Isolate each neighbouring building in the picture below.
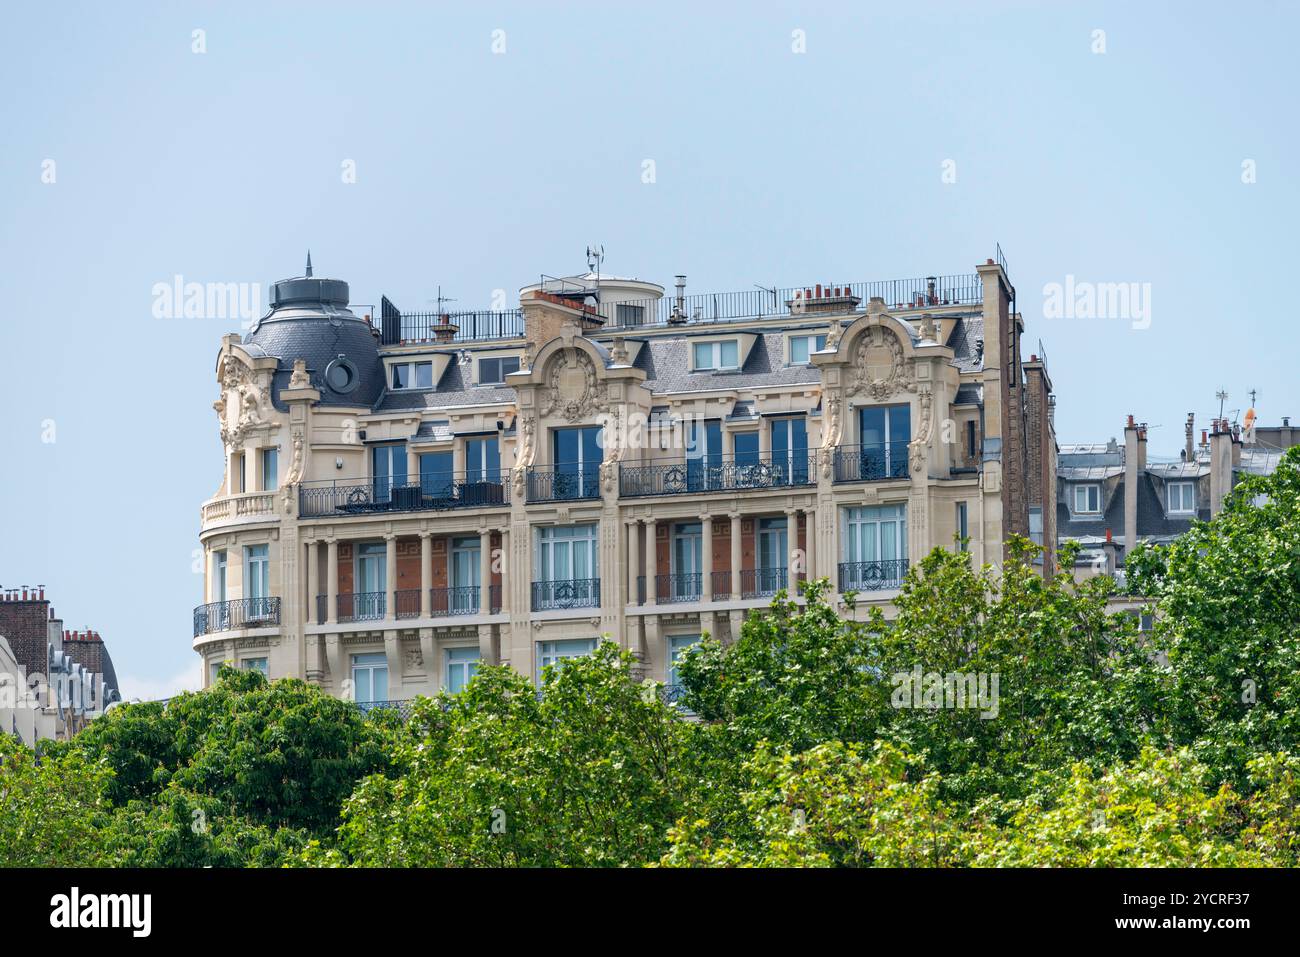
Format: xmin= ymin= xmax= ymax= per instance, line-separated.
xmin=0 ymin=586 xmax=120 ymax=745
xmin=195 ymin=251 xmax=1055 ymax=705
xmin=1059 ymin=410 xmax=1298 ymax=579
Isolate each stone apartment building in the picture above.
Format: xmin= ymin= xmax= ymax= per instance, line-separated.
xmin=195 ymin=252 xmax=1056 ymax=706
xmin=0 ymin=586 xmax=120 ymax=745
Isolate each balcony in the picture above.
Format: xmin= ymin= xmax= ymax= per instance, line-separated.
xmin=837 ymin=559 xmax=909 ymax=592
xmin=832 ymin=442 xmax=910 ymax=483
xmin=741 ymin=567 xmax=790 ymax=599
xmin=355 ymin=699 xmax=416 ymax=720
xmin=315 ymin=586 xmax=502 ymax=623
xmin=193 ymin=597 xmax=281 ymax=637
xmin=327 ymin=591 xmax=385 ymax=623
xmin=620 ymin=454 xmax=816 ymax=498
xmin=639 ymin=573 xmax=703 ymax=604
xmin=531 ymin=578 xmax=600 ymax=612
xmin=525 ymin=466 xmax=601 ymax=503
xmin=299 ymin=474 xmax=509 ymax=519
xmin=429 ymin=585 xmax=502 ymax=617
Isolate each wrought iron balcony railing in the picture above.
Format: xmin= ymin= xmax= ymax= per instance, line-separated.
xmin=525 ymin=466 xmax=601 ymax=503
xmin=832 ymin=442 xmax=911 ymax=483
xmin=740 ymin=566 xmax=789 ymax=599
xmin=395 ymin=589 xmax=422 ymax=619
xmin=710 ymin=570 xmax=733 ymax=599
xmin=378 ymin=306 xmax=524 ymax=345
xmin=193 ymin=597 xmax=281 ymax=637
xmin=337 ymin=591 xmax=386 ymax=622
xmin=837 ymin=559 xmax=909 ymax=592
xmin=531 ymin=578 xmax=600 ymax=611
xmin=642 ymin=573 xmax=703 ymax=603
xmin=355 ymin=699 xmax=416 ymax=720
xmin=430 ymin=584 xmax=502 ymax=616
xmin=620 ymin=453 xmax=816 ymax=497
xmin=299 ymin=474 xmax=509 ymax=518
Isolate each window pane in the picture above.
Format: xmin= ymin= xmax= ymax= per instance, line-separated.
xmin=720 ymin=340 xmax=738 ymax=367
xmin=414 ymin=362 xmax=433 ymax=389
xmin=860 ymin=407 xmax=886 ymax=447
xmin=392 ymin=364 xmax=408 ymax=389
xmin=693 ymin=342 xmax=711 ymax=368
xmin=888 ymin=405 xmax=911 ymax=445
xmin=734 ymin=432 xmax=759 ymax=465
xmin=790 ymin=336 xmax=810 ymax=364
xmin=419 ymin=452 xmax=454 ymax=495
xmin=501 ymin=357 xmax=520 ymax=378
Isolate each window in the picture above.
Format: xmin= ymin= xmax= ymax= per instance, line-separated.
xmin=244 ymin=544 xmax=269 ymax=601
xmin=209 ymin=661 xmax=223 ymax=686
xmin=1073 ymin=484 xmax=1101 ymax=514
xmin=537 ymin=638 xmax=598 ymax=673
xmin=1029 ymin=506 xmax=1043 ymax=546
xmin=241 ymin=657 xmax=268 ymax=676
xmin=956 ymin=502 xmax=969 ymax=551
xmin=789 ymin=334 xmax=827 ymax=365
xmin=966 ymin=420 xmax=977 ymax=462
xmin=615 ymin=303 xmax=645 ymax=327
xmin=757 ymin=516 xmax=788 ymax=573
xmin=692 ymin=340 xmax=739 ymax=371
xmin=418 ymin=450 xmax=454 ymax=498
xmin=372 ymin=444 xmax=408 ymax=503
xmin=391 ymin=361 xmax=433 ymax=390
xmin=552 ymin=426 xmax=601 ymax=498
xmin=733 ymin=431 xmax=760 ymax=466
xmin=259 ymin=448 xmax=278 ymax=491
xmin=479 ymin=355 xmax=520 ymax=385
xmin=771 ymin=416 xmax=809 ymax=482
xmin=686 ymin=419 xmax=723 ymax=489
xmin=1168 ymin=481 xmax=1195 ymax=514
xmin=842 ymin=504 xmax=908 ymax=589
xmin=855 ymin=404 xmax=911 ymax=478
xmin=213 ymin=550 xmax=227 ymax=602
xmin=667 ymin=635 xmax=701 ymax=690
xmin=351 ymin=652 xmax=388 ymax=704
xmin=465 ymin=436 xmax=501 ymax=483
xmin=445 ymin=646 xmax=480 ymax=693
xmin=671 ymin=523 xmax=703 ymax=599
xmin=536 ymin=524 xmax=598 ymax=583
xmin=355 ymin=543 xmax=386 ymax=619
xmin=449 ymin=536 xmax=481 ymax=613
xmin=237 ymin=452 xmax=246 ymax=493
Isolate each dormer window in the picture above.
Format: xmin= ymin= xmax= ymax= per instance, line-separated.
xmin=692 ymin=340 xmax=739 ymax=371
xmin=479 ymin=355 xmax=520 ymax=385
xmin=1073 ymin=483 xmax=1101 ymax=514
xmin=1167 ymin=480 xmax=1196 ymax=514
xmin=789 ymin=333 xmax=827 ymax=365
xmin=391 ymin=361 xmax=433 ymax=390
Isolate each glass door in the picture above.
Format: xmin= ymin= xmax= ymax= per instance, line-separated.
xmin=858 ymin=405 xmax=910 ymax=478
xmin=671 ymin=522 xmax=702 ymax=600
xmin=351 ymin=652 xmax=388 ymax=705
xmin=771 ymin=416 xmax=808 ymax=484
xmin=552 ymin=427 xmax=601 ymax=498
xmin=686 ymin=419 xmax=722 ymax=490
xmin=450 ymin=536 xmax=481 ymax=613
xmin=372 ymin=444 xmax=408 ymax=503
xmin=356 ymin=542 xmax=386 ymax=618
xmin=757 ymin=517 xmax=788 ymax=594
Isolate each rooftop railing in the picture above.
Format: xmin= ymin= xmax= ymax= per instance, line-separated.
xmin=378 ymin=301 xmax=524 ymax=345
xmin=299 ymin=474 xmax=509 ymax=517
xmin=599 ymin=274 xmax=981 ymax=331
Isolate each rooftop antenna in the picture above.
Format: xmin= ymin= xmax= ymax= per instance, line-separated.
xmin=1249 ymin=388 xmax=1258 ymax=406
xmin=754 ymin=283 xmax=778 ymax=313
xmin=586 ymin=244 xmax=604 ymax=282
xmin=427 ymin=285 xmax=457 ymax=315
xmin=1216 ymin=390 xmax=1228 ymax=421
xmin=305 ymin=250 xmax=313 ymax=278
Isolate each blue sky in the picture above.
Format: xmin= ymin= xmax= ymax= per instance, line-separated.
xmin=2 ymin=1 xmax=1296 ymax=696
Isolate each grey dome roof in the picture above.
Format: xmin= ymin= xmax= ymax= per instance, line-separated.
xmin=244 ymin=268 xmax=385 ymax=410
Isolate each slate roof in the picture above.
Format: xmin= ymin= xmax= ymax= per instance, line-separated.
xmin=245 ymin=312 xmax=387 ymax=411
xmin=1057 ymin=469 xmax=1208 ymax=547
xmin=633 ymin=333 xmax=822 ymax=394
xmin=945 ymin=315 xmax=985 ymax=373
xmin=374 ymin=355 xmax=515 ymax=412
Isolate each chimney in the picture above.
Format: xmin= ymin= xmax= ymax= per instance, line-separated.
xmin=1124 ymin=414 xmax=1140 ymax=563
xmin=1185 ymin=413 xmax=1195 ymax=462
xmin=670 ymin=275 xmax=687 ymax=322
xmin=520 ymin=287 xmax=604 ymax=346
xmin=1209 ymin=418 xmax=1234 ymax=515
xmin=1101 ymin=528 xmax=1120 ymax=576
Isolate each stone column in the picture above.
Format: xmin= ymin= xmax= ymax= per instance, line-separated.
xmin=626 ymin=519 xmax=639 ymax=605
xmin=326 ymin=539 xmax=339 ymax=624
xmin=805 ymin=511 xmax=816 ymax=581
xmin=419 ymin=532 xmax=432 ymax=616
xmin=786 ymin=507 xmax=799 ymax=592
xmin=730 ymin=513 xmax=742 ymax=598
xmin=497 ymin=527 xmax=510 ymax=613
xmin=305 ymin=539 xmax=318 ymax=624
xmin=479 ymin=529 xmax=493 ymax=614
xmin=643 ymin=518 xmax=657 ymax=606
xmin=701 ymin=513 xmax=713 ymax=600
xmin=384 ymin=534 xmax=397 ymax=620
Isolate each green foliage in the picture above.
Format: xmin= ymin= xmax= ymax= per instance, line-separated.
xmin=319 ymin=642 xmax=700 ymax=867
xmin=1127 ymin=445 xmax=1300 ymax=783
xmin=0 ymin=735 xmax=112 ymax=867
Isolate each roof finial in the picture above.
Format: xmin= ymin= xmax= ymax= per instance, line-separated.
xmin=305 ymin=250 xmax=313 ymax=278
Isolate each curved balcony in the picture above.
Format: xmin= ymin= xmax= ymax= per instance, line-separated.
xmin=193 ymin=597 xmax=281 ymax=637
xmin=201 ymin=491 xmax=278 ymax=529
xmin=620 ymin=454 xmax=816 ymax=498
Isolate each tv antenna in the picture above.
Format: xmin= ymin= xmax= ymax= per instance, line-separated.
xmin=427 ymin=285 xmax=458 ymax=315
xmin=1216 ymin=390 xmax=1228 ymax=420
xmin=586 ymin=244 xmax=604 ymax=281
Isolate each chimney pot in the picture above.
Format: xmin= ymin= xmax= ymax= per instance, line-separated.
xmin=1127 ymin=414 xmax=1135 ymax=428
xmin=1105 ymin=528 xmax=1113 ymax=542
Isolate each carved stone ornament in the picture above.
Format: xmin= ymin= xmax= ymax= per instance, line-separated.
xmin=288 ymin=358 xmax=311 ymax=389
xmin=908 ymin=387 xmax=934 ymax=474
xmin=850 ymin=325 xmax=916 ymax=401
xmin=539 ymin=349 xmax=603 ymax=422
xmin=215 ymin=353 xmax=270 ymax=450
xmin=281 ymin=429 xmax=305 ymax=512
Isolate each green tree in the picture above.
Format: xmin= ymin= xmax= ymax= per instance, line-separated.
xmin=1127 ymin=445 xmax=1300 ymax=784
xmin=0 ymin=735 xmax=112 ymax=867
xmin=317 ymin=642 xmax=700 ymax=867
